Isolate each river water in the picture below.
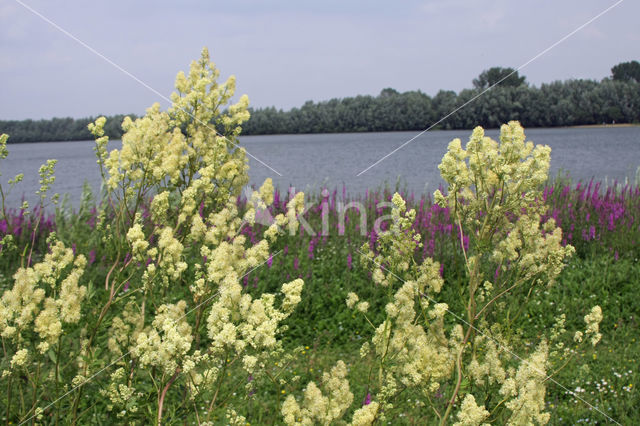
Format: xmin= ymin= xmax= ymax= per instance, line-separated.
xmin=2 ymin=126 xmax=639 ymax=208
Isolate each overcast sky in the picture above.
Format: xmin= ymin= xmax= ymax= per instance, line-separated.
xmin=1 ymin=0 xmax=638 ymax=120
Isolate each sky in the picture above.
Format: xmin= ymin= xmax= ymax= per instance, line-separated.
xmin=1 ymin=0 xmax=638 ymax=120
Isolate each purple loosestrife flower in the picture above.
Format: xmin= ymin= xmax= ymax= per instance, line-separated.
xmin=308 ymin=238 xmax=316 ymax=259
xmin=293 ymin=257 xmax=299 ymax=270
xmin=274 ymin=189 xmax=280 ymax=208
xmin=608 ymin=213 xmax=615 ymax=231
xmin=364 ymin=393 xmax=371 ymax=405
xmin=267 ymin=253 xmax=273 ymax=268
xmin=369 ymin=230 xmax=378 ymax=250
xmin=88 ymin=250 xmax=96 ymax=265
xmin=123 ymin=282 xmax=130 ymax=292
xmin=583 ymin=225 xmax=597 ymax=241
xmin=347 ymin=253 xmax=352 ymax=270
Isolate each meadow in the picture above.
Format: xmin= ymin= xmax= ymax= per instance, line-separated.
xmin=1 ymin=175 xmax=638 ymax=424
xmin=1 ymin=49 xmax=638 ymax=425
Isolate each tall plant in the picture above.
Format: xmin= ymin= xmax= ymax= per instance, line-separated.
xmin=1 ymin=48 xmax=305 ymax=424
xmin=283 ymin=122 xmax=602 ymax=425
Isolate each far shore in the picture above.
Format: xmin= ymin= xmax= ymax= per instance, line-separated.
xmin=568 ymin=123 xmax=640 ymax=129
xmin=3 ymin=123 xmax=640 ymax=144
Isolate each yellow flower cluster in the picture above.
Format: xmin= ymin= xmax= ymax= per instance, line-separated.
xmin=350 ymin=401 xmax=380 ymax=426
xmin=467 ymin=337 xmax=507 ymax=387
xmin=584 ymin=305 xmax=603 ymax=347
xmin=432 ymin=123 xmax=576 ymax=291
xmin=126 ymin=222 xmax=148 ymax=261
xmin=206 ymin=277 xmax=303 ymax=355
xmin=377 ymin=279 xmax=454 ymax=390
xmin=492 ymin=215 xmax=575 ymax=286
xmin=281 ymin=360 xmax=353 ymax=425
xmin=435 ymin=122 xmax=550 ymax=220
xmin=107 ymin=301 xmax=144 ymax=357
xmin=10 ymin=348 xmax=29 ymax=369
xmin=500 ymin=340 xmax=550 ymax=424
xmin=453 ymin=394 xmax=489 ymax=426
xmin=99 ymin=367 xmax=139 ymax=416
xmin=89 ymin=48 xmax=251 ymax=216
xmin=131 ymin=300 xmax=193 ymax=375
xmin=0 ymin=241 xmax=87 ymax=353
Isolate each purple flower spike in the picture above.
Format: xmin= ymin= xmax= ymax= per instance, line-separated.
xmin=88 ymin=250 xmax=96 ymax=265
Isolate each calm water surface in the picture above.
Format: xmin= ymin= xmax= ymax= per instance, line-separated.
xmin=2 ymin=127 xmax=639 ymax=208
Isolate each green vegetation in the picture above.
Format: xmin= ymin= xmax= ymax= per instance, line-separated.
xmin=0 ymin=114 xmax=135 ymax=143
xmin=243 ymin=73 xmax=639 ymax=135
xmin=1 ymin=51 xmax=638 ymax=424
xmin=611 ymin=60 xmax=640 ymax=83
xmin=1 ymin=175 xmax=638 ymax=424
xmin=472 ymin=66 xmax=528 ymax=89
xmin=242 ymin=61 xmax=640 ymax=134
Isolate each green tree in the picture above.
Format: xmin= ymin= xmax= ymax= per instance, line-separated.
xmin=611 ymin=60 xmax=640 ymax=83
xmin=472 ymin=66 xmax=527 ymax=89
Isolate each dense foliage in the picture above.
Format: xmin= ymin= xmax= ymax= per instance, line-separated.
xmin=243 ymin=78 xmax=640 ymax=135
xmin=472 ymin=67 xmax=528 ymax=89
xmin=611 ymin=60 xmax=640 ymax=83
xmin=0 ymin=114 xmax=135 ymax=143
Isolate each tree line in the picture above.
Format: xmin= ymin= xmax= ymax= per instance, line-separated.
xmin=0 ymin=114 xmax=134 ymax=143
xmin=243 ymin=62 xmax=640 ymax=134
xmin=2 ymin=61 xmax=639 ymax=142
